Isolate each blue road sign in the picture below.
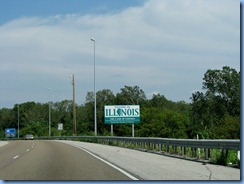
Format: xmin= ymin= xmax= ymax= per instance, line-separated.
xmin=5 ymin=128 xmax=16 ymax=138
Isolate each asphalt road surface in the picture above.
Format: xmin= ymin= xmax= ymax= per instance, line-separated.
xmin=58 ymin=140 xmax=240 ymax=180
xmin=0 ymin=140 xmax=240 ymax=181
xmin=0 ymin=140 xmax=133 ymax=180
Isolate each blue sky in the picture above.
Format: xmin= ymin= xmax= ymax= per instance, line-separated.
xmin=0 ymin=0 xmax=145 ymax=24
xmin=0 ymin=0 xmax=240 ymax=108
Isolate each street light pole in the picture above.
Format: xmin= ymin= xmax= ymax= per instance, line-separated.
xmin=48 ymin=88 xmax=51 ymax=137
xmin=17 ymin=105 xmax=19 ymax=139
xmin=91 ymin=38 xmax=97 ymax=136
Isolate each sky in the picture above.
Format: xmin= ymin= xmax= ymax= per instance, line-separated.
xmin=0 ymin=0 xmax=240 ymax=108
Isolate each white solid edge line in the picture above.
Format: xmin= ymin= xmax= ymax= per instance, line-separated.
xmin=73 ymin=144 xmax=139 ymax=180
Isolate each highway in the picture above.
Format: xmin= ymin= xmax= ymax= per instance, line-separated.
xmin=0 ymin=140 xmax=240 ymax=180
xmin=0 ymin=140 xmax=133 ymax=180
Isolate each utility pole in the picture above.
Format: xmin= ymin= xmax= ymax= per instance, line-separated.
xmin=48 ymin=88 xmax=51 ymax=137
xmin=72 ymin=74 xmax=77 ymax=135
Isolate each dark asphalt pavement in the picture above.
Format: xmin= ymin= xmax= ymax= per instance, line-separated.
xmin=0 ymin=140 xmax=132 ymax=180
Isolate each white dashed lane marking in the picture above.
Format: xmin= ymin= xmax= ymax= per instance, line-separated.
xmin=12 ymin=142 xmax=35 ymax=160
xmin=13 ymin=155 xmax=19 ymax=159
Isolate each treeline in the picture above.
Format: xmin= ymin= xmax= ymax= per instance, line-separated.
xmin=0 ymin=66 xmax=240 ymax=139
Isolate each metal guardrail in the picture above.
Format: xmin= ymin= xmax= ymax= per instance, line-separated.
xmin=92 ymin=136 xmax=240 ymax=150
xmin=38 ymin=136 xmax=240 ymax=153
xmin=38 ymin=136 xmax=240 ymax=150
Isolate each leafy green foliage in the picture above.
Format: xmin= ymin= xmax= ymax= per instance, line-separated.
xmin=0 ymin=66 xmax=240 ymax=139
xmin=190 ymin=66 xmax=240 ymax=139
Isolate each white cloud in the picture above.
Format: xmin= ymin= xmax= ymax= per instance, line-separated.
xmin=0 ymin=0 xmax=240 ymax=107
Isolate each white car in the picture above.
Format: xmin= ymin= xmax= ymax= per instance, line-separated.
xmin=25 ymin=134 xmax=34 ymax=140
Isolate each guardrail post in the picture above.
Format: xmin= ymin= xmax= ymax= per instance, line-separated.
xmin=159 ymin=144 xmax=162 ymax=152
xmin=191 ymin=147 xmax=196 ymax=158
xmin=224 ymin=149 xmax=228 ymax=161
xmin=153 ymin=143 xmax=156 ymax=151
xmin=164 ymin=145 xmax=167 ymax=152
xmin=204 ymin=148 xmax=210 ymax=160
xmin=173 ymin=146 xmax=177 ymax=154
xmin=181 ymin=147 xmax=185 ymax=155
xmin=166 ymin=145 xmax=169 ymax=152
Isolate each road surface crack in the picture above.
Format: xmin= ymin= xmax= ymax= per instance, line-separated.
xmin=204 ymin=165 xmax=212 ymax=180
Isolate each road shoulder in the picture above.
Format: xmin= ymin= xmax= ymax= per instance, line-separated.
xmin=0 ymin=141 xmax=8 ymax=147
xmin=54 ymin=140 xmax=240 ymax=180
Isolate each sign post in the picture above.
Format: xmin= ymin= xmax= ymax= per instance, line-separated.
xmin=132 ymin=124 xmax=134 ymax=137
xmin=104 ymin=105 xmax=140 ymax=137
xmin=111 ymin=124 xmax=113 ymax=136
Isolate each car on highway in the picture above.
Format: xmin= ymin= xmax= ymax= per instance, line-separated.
xmin=25 ymin=134 xmax=34 ymax=140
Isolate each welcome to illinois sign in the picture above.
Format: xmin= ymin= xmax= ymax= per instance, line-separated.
xmin=104 ymin=105 xmax=140 ymax=124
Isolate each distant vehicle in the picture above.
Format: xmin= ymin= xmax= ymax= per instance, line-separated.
xmin=25 ymin=134 xmax=34 ymax=140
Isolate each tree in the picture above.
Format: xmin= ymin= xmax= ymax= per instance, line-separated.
xmin=190 ymin=66 xmax=240 ymax=139
xmin=113 ymin=86 xmax=147 ymax=136
xmin=116 ymin=85 xmax=146 ymax=105
xmin=149 ymin=93 xmax=168 ymax=109
xmin=138 ymin=107 xmax=188 ymax=138
xmin=84 ymin=91 xmax=95 ymax=132
xmin=0 ymin=85 xmax=190 ymax=138
xmin=84 ymin=89 xmax=116 ymax=135
xmin=202 ymin=66 xmax=240 ymax=116
xmin=96 ymin=89 xmax=115 ymax=134
xmin=52 ymin=100 xmax=73 ymax=135
xmin=0 ymin=108 xmax=15 ymax=138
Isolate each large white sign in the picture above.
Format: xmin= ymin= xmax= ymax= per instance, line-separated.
xmin=58 ymin=123 xmax=63 ymax=130
xmin=104 ymin=105 xmax=140 ymax=124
